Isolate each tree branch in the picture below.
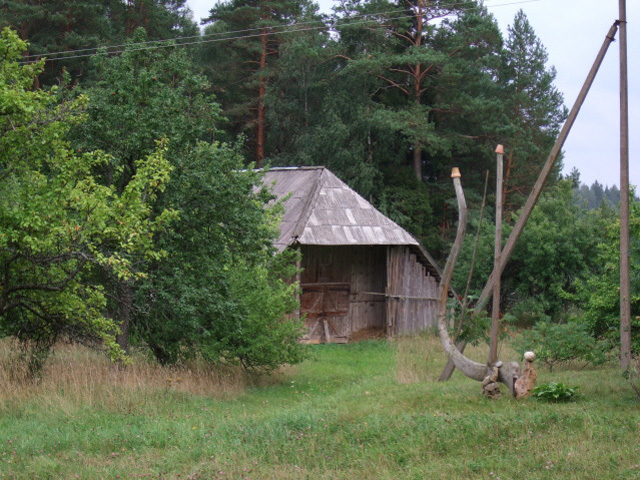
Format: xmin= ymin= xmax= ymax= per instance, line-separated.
xmin=377 ymin=75 xmax=410 ymax=96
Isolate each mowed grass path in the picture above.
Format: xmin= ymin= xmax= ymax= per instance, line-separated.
xmin=1 ymin=337 xmax=639 ymax=479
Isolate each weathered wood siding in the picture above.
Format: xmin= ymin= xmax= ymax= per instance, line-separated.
xmin=300 ymin=245 xmax=386 ymax=341
xmin=386 ymin=247 xmax=439 ymax=336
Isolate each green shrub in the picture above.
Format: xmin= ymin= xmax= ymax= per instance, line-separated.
xmin=532 ymin=382 xmax=582 ymax=402
xmin=512 ymin=318 xmax=609 ymax=371
xmin=626 ymin=357 xmax=640 ymax=400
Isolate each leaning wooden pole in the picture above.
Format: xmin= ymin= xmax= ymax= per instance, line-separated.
xmin=439 ymin=22 xmax=620 ymax=381
xmin=618 ymin=0 xmax=631 ymax=370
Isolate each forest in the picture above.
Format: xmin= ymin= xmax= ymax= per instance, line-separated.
xmin=0 ymin=0 xmax=638 ymax=377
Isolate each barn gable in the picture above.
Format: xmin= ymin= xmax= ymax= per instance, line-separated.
xmin=261 ymin=167 xmax=441 ymax=342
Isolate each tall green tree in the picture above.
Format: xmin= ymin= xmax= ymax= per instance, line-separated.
xmin=0 ymin=28 xmax=173 ymax=376
xmin=500 ymin=10 xmax=566 ymax=211
xmin=70 ymin=29 xmax=219 ymax=350
xmin=333 ymin=0 xmax=504 ymax=185
xmin=72 ymin=29 xmax=306 ymax=369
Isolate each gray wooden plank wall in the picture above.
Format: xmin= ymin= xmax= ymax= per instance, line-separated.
xmin=386 ymin=247 xmax=439 ymax=336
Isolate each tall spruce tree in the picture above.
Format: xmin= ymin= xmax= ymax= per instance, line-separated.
xmin=500 ymin=10 xmax=566 ymax=211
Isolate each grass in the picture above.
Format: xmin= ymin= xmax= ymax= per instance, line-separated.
xmin=0 ymin=336 xmax=639 ymax=479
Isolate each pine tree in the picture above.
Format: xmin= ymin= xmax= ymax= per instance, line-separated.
xmin=200 ymin=0 xmax=312 ymax=166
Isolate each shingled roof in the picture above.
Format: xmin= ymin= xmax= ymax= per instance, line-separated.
xmin=261 ymin=166 xmax=441 ymax=277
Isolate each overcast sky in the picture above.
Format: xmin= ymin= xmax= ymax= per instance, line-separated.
xmin=186 ymin=0 xmax=638 ymax=188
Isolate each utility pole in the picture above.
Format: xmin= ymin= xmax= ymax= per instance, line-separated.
xmin=619 ymin=0 xmax=631 ymax=369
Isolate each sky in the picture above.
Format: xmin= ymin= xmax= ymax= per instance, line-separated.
xmin=185 ymin=0 xmax=638 ymax=188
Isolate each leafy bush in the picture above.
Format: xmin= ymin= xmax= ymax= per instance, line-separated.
xmin=532 ymin=382 xmax=582 ymax=402
xmin=513 ymin=319 xmax=609 ymax=371
xmin=574 ymin=194 xmax=640 ymax=353
xmin=135 ymin=144 xmax=308 ymax=371
xmin=453 ymin=182 xmax=607 ymax=322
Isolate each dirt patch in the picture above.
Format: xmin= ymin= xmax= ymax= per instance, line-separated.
xmin=349 ymin=327 xmax=386 ymax=342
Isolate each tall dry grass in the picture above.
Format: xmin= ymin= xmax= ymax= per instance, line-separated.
xmin=393 ymin=333 xmax=445 ymax=384
xmin=0 ymin=339 xmax=278 ymax=413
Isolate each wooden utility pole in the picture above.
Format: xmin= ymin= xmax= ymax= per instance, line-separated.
xmin=619 ymin=0 xmax=631 ymax=369
xmin=489 ymin=145 xmax=504 ymax=366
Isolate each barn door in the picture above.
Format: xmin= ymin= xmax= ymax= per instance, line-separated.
xmin=300 ymin=283 xmax=350 ymax=343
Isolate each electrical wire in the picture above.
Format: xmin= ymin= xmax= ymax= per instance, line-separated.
xmin=20 ymin=0 xmax=534 ymax=60
xmin=17 ymin=0 xmax=541 ymax=65
xmin=18 ymin=0 xmax=541 ymax=62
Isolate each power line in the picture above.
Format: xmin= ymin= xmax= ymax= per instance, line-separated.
xmin=18 ymin=0 xmax=541 ymax=65
xmin=22 ymin=0 xmax=516 ymax=60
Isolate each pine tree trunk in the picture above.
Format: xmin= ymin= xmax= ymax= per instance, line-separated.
xmin=126 ymin=0 xmax=135 ymax=35
xmin=256 ymin=27 xmax=267 ymax=167
xmin=413 ymin=143 xmax=422 ymax=181
xmin=412 ymin=9 xmax=423 ymax=181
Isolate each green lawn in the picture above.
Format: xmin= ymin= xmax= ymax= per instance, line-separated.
xmin=1 ymin=337 xmax=639 ymax=479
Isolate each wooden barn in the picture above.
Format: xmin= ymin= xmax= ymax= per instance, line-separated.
xmin=262 ymin=167 xmax=441 ymax=343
